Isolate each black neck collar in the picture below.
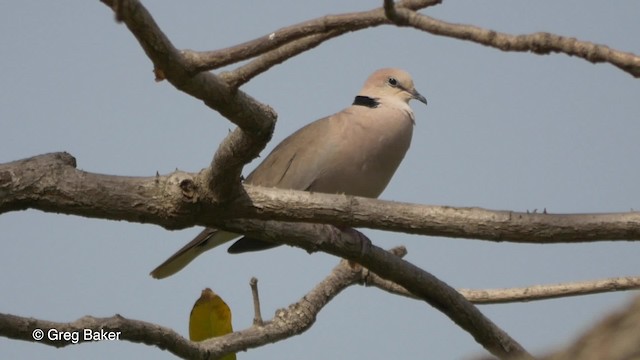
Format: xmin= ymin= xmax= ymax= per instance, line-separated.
xmin=352 ymin=96 xmax=379 ymax=108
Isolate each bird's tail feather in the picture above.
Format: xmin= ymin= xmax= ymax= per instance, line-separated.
xmin=150 ymin=229 xmax=239 ymax=279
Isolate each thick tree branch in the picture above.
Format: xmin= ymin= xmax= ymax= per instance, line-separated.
xmin=100 ymin=0 xmax=278 ymax=202
xmin=100 ymin=0 xmax=276 ymax=132
xmin=2 ymin=152 xmax=639 ymax=244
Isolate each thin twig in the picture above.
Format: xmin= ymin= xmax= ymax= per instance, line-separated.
xmin=365 ymin=272 xmax=640 ymax=304
xmin=250 ymin=277 xmax=263 ymax=326
xmin=184 ymin=0 xmax=441 ymax=73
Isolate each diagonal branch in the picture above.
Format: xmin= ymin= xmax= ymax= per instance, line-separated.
xmin=221 ymin=30 xmax=343 ymax=89
xmin=100 ymin=0 xmax=278 ymax=202
xmin=384 ymin=0 xmax=640 ymax=77
xmin=219 ymin=220 xmax=533 ymax=358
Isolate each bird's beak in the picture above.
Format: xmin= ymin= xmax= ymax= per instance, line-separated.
xmin=411 ymin=89 xmax=428 ymax=106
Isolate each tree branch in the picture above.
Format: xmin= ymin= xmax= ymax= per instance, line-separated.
xmin=96 ymin=0 xmax=640 ymax=215
xmin=221 ymin=30 xmax=343 ymax=89
xmin=3 ymin=241 xmax=638 ymax=359
xmin=219 ymin=0 xmax=442 ymax=87
xmin=100 ymin=0 xmax=278 ymax=202
xmin=3 ymin=1 xmax=637 ymax=359
xmin=365 ymin=270 xmax=640 ymax=304
xmin=0 ymin=248 xmax=401 ymax=359
xmin=185 ymin=0 xmax=441 ymax=74
xmin=219 ymin=220 xmax=533 ymax=358
xmin=101 ymin=0 xmax=640 ymax=208
xmin=460 ymin=277 xmax=640 ymax=304
xmin=384 ymin=0 xmax=640 ymax=78
xmin=2 ymin=152 xmax=639 ymax=244
xmin=0 ymin=313 xmax=202 ymax=357
xmin=113 ymin=0 xmax=640 ymax=93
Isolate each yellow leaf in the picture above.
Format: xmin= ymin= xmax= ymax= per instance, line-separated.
xmin=189 ymin=288 xmax=236 ymax=360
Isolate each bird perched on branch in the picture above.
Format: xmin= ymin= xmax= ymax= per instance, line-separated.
xmin=151 ymin=68 xmax=428 ymax=279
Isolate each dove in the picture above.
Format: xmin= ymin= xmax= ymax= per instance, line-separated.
xmin=151 ymin=68 xmax=427 ymax=279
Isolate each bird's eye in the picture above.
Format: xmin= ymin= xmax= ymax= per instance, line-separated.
xmin=387 ymin=77 xmax=398 ymax=87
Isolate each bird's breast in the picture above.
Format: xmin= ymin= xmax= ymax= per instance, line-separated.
xmin=310 ymin=107 xmax=414 ymax=197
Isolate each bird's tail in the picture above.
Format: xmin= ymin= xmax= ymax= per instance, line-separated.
xmin=150 ymin=229 xmax=239 ymax=279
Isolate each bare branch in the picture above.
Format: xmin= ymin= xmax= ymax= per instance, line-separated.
xmin=186 ymin=0 xmax=441 ymax=74
xmin=221 ymin=31 xmax=343 ymax=89
xmin=2 ymin=152 xmax=639 ymax=244
xmin=461 ymin=278 xmax=640 ymax=304
xmin=220 ymin=0 xmax=442 ymax=86
xmin=3 ymin=1 xmax=637 ymax=359
xmin=366 ymin=273 xmax=640 ymax=304
xmin=99 ymin=0 xmax=278 ymax=201
xmin=384 ymin=1 xmax=640 ymax=77
xmin=2 ymin=238 xmax=638 ymax=359
xmin=152 ymin=0 xmax=639 ymax=88
xmin=236 ymin=186 xmax=640 ymax=244
xmin=220 ymin=221 xmax=533 ymax=359
xmin=100 ymin=0 xmax=275 ymax=132
xmin=0 ymin=250 xmax=380 ymax=358
xmin=100 ymin=0 xmax=638 ymax=205
xmin=0 ymin=313 xmax=203 ymax=358
xmin=96 ymin=0 xmax=640 ymax=208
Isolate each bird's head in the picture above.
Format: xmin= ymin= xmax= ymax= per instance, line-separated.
xmin=359 ymin=68 xmax=427 ymax=106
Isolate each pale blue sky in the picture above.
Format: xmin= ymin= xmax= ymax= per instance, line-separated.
xmin=1 ymin=1 xmax=639 ymax=359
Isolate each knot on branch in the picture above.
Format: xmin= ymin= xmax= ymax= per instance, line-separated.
xmin=0 ymin=170 xmax=12 ymax=188
xmin=165 ymin=171 xmax=201 ymax=204
xmin=179 ymin=178 xmax=197 ymax=200
xmin=52 ymin=152 xmax=78 ymax=167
